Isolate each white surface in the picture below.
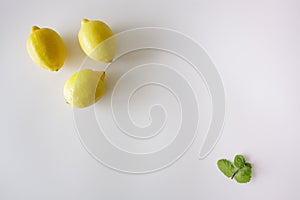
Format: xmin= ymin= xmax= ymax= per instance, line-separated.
xmin=1 ymin=0 xmax=300 ymax=199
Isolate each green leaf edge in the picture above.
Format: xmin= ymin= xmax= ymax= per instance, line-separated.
xmin=234 ymin=165 xmax=252 ymax=183
xmin=217 ymin=159 xmax=235 ymax=178
xmin=234 ymin=154 xmax=246 ymax=169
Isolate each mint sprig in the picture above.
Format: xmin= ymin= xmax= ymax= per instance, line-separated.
xmin=217 ymin=154 xmax=252 ymax=183
xmin=217 ymin=159 xmax=235 ymax=178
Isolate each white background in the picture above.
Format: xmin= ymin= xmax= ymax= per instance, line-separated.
xmin=1 ymin=0 xmax=300 ymax=199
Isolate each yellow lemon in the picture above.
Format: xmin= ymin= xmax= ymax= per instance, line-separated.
xmin=27 ymin=26 xmax=66 ymax=71
xmin=78 ymin=19 xmax=116 ymax=63
xmin=64 ymin=69 xmax=105 ymax=108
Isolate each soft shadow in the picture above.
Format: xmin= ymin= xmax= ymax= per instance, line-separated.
xmin=62 ymin=30 xmax=86 ymax=71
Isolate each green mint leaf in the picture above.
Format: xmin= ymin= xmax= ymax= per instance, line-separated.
xmin=234 ymin=165 xmax=252 ymax=183
xmin=217 ymin=159 xmax=235 ymax=178
xmin=245 ymin=162 xmax=252 ymax=168
xmin=234 ymin=155 xmax=246 ymax=168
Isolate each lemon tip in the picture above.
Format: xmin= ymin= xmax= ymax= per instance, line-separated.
xmin=31 ymin=26 xmax=40 ymax=32
xmin=81 ymin=19 xmax=89 ymax=24
xmin=100 ymin=71 xmax=105 ymax=80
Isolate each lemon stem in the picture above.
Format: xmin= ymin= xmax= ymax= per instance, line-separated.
xmin=31 ymin=26 xmax=40 ymax=32
xmin=100 ymin=72 xmax=105 ymax=80
xmin=81 ymin=19 xmax=89 ymax=24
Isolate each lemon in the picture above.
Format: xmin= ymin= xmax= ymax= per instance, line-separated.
xmin=27 ymin=26 xmax=66 ymax=71
xmin=64 ymin=69 xmax=105 ymax=108
xmin=78 ymin=19 xmax=116 ymax=63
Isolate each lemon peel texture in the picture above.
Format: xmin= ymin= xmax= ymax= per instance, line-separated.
xmin=64 ymin=69 xmax=105 ymax=108
xmin=78 ymin=19 xmax=116 ymax=63
xmin=27 ymin=26 xmax=66 ymax=71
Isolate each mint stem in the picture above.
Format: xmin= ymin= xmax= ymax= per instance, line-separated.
xmin=231 ymin=169 xmax=239 ymax=179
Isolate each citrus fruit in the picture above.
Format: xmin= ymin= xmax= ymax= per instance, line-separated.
xmin=78 ymin=19 xmax=116 ymax=63
xmin=26 ymin=26 xmax=66 ymax=71
xmin=64 ymin=69 xmax=105 ymax=108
